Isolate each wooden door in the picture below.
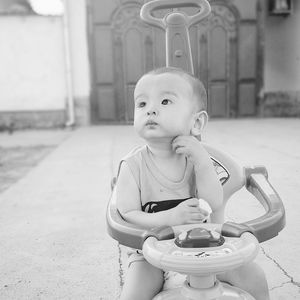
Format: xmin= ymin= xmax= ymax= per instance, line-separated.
xmin=88 ymin=0 xmax=260 ymax=122
xmin=111 ymin=4 xmax=167 ymax=122
xmin=194 ymin=3 xmax=239 ymax=117
xmin=88 ymin=1 xmax=165 ymax=123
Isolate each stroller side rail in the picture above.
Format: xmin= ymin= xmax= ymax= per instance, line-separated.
xmin=221 ymin=166 xmax=286 ymax=243
xmin=107 ymin=189 xmax=175 ymax=250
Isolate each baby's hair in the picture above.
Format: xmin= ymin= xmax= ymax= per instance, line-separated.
xmin=145 ymin=67 xmax=207 ymax=111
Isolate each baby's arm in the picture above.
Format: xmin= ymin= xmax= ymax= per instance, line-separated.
xmin=116 ymin=162 xmax=207 ymax=228
xmin=172 ymin=136 xmax=223 ymax=212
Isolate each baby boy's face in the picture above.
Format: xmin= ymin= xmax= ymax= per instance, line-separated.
xmin=133 ymin=72 xmax=197 ymax=141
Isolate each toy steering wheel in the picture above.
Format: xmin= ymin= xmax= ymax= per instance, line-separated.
xmin=143 ymin=224 xmax=259 ymax=276
xmin=142 ymin=224 xmax=258 ymax=299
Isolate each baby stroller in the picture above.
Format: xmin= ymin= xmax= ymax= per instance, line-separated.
xmin=107 ymin=1 xmax=286 ymax=299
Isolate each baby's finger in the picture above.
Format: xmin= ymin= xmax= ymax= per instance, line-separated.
xmin=189 ymin=206 xmax=201 ymax=213
xmin=186 ymin=218 xmax=203 ymax=224
xmin=190 ymin=212 xmax=206 ymax=222
xmin=172 ymin=141 xmax=182 ymax=152
xmin=172 ymin=136 xmax=183 ymax=143
xmin=198 ymin=199 xmax=212 ymax=215
xmin=174 ymin=146 xmax=186 ymax=154
xmin=186 ymin=198 xmax=199 ymax=207
xmin=172 ymin=143 xmax=181 ymax=152
xmin=172 ymin=136 xmax=187 ymax=148
xmin=199 ymin=207 xmax=210 ymax=216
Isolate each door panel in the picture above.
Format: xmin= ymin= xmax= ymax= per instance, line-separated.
xmin=210 ymin=26 xmax=227 ymax=80
xmin=210 ymin=84 xmax=227 ymax=117
xmin=92 ymin=0 xmax=117 ymax=23
xmin=209 ymin=25 xmax=228 ymax=117
xmin=239 ymin=24 xmax=257 ymax=79
xmin=112 ymin=4 xmax=155 ymax=122
xmin=154 ymin=30 xmax=166 ymax=68
xmin=125 ymin=29 xmax=144 ymax=83
xmin=94 ymin=27 xmax=113 ymax=83
xmin=239 ymin=83 xmax=256 ymax=115
xmin=202 ymin=4 xmax=238 ymax=117
xmin=238 ymin=22 xmax=257 ymax=115
xmin=126 ymin=85 xmax=135 ymax=122
xmin=89 ymin=0 xmax=260 ymax=122
xmin=97 ymin=86 xmax=116 ymax=120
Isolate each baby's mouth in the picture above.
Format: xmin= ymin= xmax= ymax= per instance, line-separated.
xmin=145 ymin=120 xmax=158 ymax=126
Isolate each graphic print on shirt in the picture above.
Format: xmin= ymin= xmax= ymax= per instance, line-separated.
xmin=142 ymin=197 xmax=192 ymax=213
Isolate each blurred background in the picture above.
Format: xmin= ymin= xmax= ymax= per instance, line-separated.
xmin=0 ymin=0 xmax=299 ymax=130
xmin=0 ymin=1 xmax=299 ymax=299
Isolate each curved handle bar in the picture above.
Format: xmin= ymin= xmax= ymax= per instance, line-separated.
xmin=140 ymin=0 xmax=211 ymax=29
xmin=107 ymin=167 xmax=285 ymax=249
xmin=140 ymin=0 xmax=211 ymax=74
xmin=221 ymin=166 xmax=286 ymax=242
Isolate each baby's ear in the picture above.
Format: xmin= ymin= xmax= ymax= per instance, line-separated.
xmin=191 ymin=111 xmax=208 ymax=136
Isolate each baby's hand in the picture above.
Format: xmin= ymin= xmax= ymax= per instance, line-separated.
xmin=198 ymin=198 xmax=212 ymax=222
xmin=172 ymin=136 xmax=210 ymax=165
xmin=170 ymin=198 xmax=209 ymax=225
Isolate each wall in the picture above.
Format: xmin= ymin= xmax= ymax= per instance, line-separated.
xmin=0 ymin=0 xmax=91 ymax=129
xmin=0 ymin=16 xmax=66 ymax=128
xmin=265 ymin=2 xmax=300 ymax=91
xmin=0 ymin=17 xmax=66 ymax=110
xmin=231 ymin=0 xmax=257 ymax=19
xmin=263 ymin=1 xmax=300 ymax=116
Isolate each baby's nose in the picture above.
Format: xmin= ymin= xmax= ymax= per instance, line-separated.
xmin=147 ymin=105 xmax=158 ymax=115
xmin=147 ymin=109 xmax=157 ymax=116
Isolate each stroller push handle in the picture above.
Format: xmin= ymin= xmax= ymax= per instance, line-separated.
xmin=140 ymin=0 xmax=211 ymax=73
xmin=140 ymin=0 xmax=211 ymax=29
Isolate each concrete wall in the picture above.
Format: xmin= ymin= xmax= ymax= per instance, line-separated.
xmin=0 ymin=0 xmax=91 ymax=129
xmin=231 ymin=0 xmax=257 ymax=19
xmin=0 ymin=16 xmax=66 ymax=111
xmin=263 ymin=1 xmax=300 ymax=116
xmin=265 ymin=1 xmax=300 ymax=91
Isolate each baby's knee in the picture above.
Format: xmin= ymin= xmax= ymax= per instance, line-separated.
xmin=120 ymin=261 xmax=164 ymax=300
xmin=120 ymin=286 xmax=149 ymax=300
xmin=120 ymin=278 xmax=161 ymax=300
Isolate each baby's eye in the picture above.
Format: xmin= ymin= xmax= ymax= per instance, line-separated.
xmin=161 ymin=99 xmax=171 ymax=105
xmin=137 ymin=101 xmax=146 ymax=108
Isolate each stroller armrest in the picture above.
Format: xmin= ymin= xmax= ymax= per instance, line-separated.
xmin=106 ymin=190 xmax=174 ymax=250
xmin=221 ymin=166 xmax=286 ymax=242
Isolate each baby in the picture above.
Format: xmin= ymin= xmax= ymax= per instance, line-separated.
xmin=116 ymin=67 xmax=269 ymax=300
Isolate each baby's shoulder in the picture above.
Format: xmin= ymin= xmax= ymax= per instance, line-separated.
xmin=119 ymin=145 xmax=147 ymax=173
xmin=118 ymin=145 xmax=147 ymax=185
xmin=122 ymin=145 xmax=146 ymax=162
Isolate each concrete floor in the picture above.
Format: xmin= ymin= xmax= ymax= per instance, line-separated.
xmin=0 ymin=119 xmax=299 ymax=299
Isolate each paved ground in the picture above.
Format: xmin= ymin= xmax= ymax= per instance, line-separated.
xmin=0 ymin=119 xmax=299 ymax=299
xmin=0 ymin=130 xmax=71 ymax=194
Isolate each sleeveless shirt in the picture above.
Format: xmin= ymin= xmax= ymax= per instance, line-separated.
xmin=117 ymin=145 xmax=198 ymax=213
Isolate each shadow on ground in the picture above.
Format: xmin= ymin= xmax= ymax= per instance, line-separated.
xmin=0 ymin=145 xmax=56 ymax=193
